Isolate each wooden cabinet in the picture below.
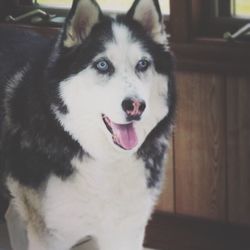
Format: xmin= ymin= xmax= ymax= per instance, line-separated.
xmin=156 ymin=71 xmax=250 ymax=226
xmin=174 ymin=72 xmax=227 ymax=221
xmin=227 ymin=76 xmax=250 ymax=225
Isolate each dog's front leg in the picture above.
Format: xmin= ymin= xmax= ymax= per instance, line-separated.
xmin=27 ymin=225 xmax=72 ymax=250
xmin=27 ymin=225 xmax=49 ymax=250
xmin=96 ymin=227 xmax=145 ymax=250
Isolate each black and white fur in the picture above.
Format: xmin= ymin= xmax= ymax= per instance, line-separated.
xmin=0 ymin=0 xmax=175 ymax=249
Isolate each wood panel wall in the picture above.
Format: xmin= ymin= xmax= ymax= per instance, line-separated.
xmin=227 ymin=76 xmax=250 ymax=225
xmin=156 ymin=70 xmax=250 ymax=226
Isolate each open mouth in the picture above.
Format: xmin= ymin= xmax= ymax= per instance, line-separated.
xmin=102 ymin=114 xmax=138 ymax=150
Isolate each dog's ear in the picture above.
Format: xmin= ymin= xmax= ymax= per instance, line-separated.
xmin=127 ymin=0 xmax=166 ymax=44
xmin=63 ymin=0 xmax=102 ymax=47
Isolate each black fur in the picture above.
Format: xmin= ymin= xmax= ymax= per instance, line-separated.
xmin=137 ymin=63 xmax=175 ymax=188
xmin=0 ymin=1 xmax=175 ymax=190
xmin=0 ymin=28 xmax=84 ymax=188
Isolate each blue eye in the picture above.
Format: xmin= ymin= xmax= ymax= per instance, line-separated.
xmin=136 ymin=59 xmax=151 ymax=72
xmin=95 ymin=59 xmax=112 ymax=74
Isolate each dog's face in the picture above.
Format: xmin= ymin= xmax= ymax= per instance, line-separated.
xmin=52 ymin=0 xmax=173 ymax=157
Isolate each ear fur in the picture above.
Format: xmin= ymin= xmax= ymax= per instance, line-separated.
xmin=63 ymin=0 xmax=102 ymax=48
xmin=127 ymin=0 xmax=167 ymax=44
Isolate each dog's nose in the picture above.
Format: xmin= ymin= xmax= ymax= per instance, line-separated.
xmin=122 ymin=98 xmax=146 ymax=120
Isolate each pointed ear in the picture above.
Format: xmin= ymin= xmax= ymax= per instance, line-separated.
xmin=127 ymin=0 xmax=166 ymax=44
xmin=63 ymin=0 xmax=102 ymax=48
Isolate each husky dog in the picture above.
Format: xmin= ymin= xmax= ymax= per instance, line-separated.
xmin=0 ymin=0 xmax=175 ymax=249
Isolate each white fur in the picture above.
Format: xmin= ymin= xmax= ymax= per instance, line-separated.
xmin=7 ymin=154 xmax=157 ymax=250
xmin=41 ymin=155 xmax=154 ymax=250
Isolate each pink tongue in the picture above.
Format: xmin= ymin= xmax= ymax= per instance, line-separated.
xmin=111 ymin=122 xmax=138 ymax=150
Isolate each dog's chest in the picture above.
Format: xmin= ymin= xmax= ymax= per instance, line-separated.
xmin=44 ymin=155 xmax=155 ymax=239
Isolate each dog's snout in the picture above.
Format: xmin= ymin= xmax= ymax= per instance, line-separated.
xmin=122 ymin=98 xmax=146 ymax=120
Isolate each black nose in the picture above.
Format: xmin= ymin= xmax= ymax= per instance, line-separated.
xmin=122 ymin=98 xmax=146 ymax=120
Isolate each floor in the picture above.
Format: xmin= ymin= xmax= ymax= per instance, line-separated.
xmin=145 ymin=212 xmax=250 ymax=250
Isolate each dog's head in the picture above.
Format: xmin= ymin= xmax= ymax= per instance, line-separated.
xmin=50 ymin=0 xmax=174 ymax=158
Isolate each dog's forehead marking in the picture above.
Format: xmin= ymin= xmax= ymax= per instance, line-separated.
xmin=103 ymin=23 xmax=151 ymax=64
xmin=112 ymin=23 xmax=133 ymax=46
